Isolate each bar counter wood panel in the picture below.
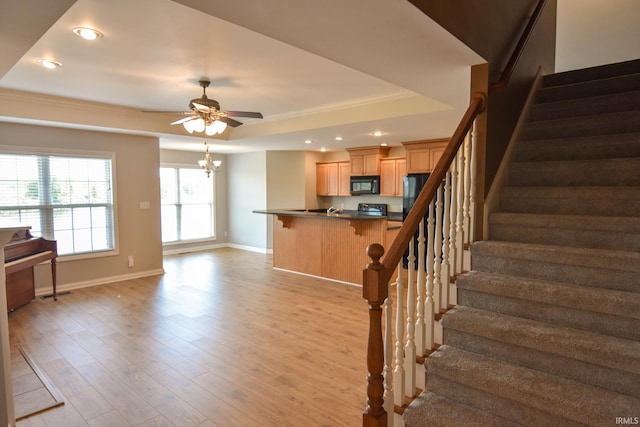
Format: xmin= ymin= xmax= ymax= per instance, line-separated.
xmin=272 ymin=216 xmax=387 ymax=285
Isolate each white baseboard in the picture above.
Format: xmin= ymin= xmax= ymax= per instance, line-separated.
xmin=273 ymin=267 xmax=361 ymax=288
xmin=162 ymin=242 xmax=227 ymax=256
xmin=226 ymin=243 xmax=272 ymax=254
xmin=36 ymin=268 xmax=165 ymax=296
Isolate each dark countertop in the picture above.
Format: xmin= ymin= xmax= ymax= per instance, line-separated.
xmin=254 ymin=208 xmax=387 ymax=221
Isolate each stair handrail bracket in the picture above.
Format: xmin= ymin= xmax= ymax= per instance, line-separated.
xmin=361 ymin=92 xmax=486 ymax=426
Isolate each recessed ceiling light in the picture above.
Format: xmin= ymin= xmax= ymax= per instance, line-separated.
xmin=320 ymin=147 xmax=327 ymax=152
xmin=335 ymin=136 xmax=343 ymax=141
xmin=72 ymin=27 xmax=103 ymax=41
xmin=36 ymin=59 xmax=62 ymax=69
xmin=305 ymin=139 xmax=313 ymax=144
xmin=371 ymin=131 xmax=385 ymax=137
xmin=381 ymin=143 xmax=388 ymax=146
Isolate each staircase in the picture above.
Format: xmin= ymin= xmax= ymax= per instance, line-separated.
xmin=403 ymin=59 xmax=640 ymax=426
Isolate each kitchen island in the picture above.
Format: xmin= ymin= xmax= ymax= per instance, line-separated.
xmin=254 ymin=208 xmax=400 ymax=285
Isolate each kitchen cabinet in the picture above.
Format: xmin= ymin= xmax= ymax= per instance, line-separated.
xmin=402 ymin=138 xmax=448 ymax=174
xmin=380 ymin=157 xmax=406 ymax=197
xmin=346 ymin=146 xmax=391 ymax=176
xmin=316 ymin=161 xmax=350 ymax=196
xmin=338 ymin=161 xmax=351 ymax=196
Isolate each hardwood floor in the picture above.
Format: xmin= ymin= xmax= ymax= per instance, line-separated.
xmin=9 ymin=248 xmax=369 ymax=426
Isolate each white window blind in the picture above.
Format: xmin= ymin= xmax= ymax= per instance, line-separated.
xmin=0 ymin=153 xmax=115 ymax=256
xmin=160 ymin=167 xmax=214 ymax=243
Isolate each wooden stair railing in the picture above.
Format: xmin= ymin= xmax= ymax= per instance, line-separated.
xmin=491 ymin=0 xmax=547 ymax=91
xmin=362 ymin=92 xmax=486 ymax=427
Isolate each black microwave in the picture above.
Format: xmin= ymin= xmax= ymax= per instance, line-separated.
xmin=350 ymin=176 xmax=380 ymax=195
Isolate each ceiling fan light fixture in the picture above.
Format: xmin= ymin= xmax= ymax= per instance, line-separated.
xmin=212 ymin=120 xmax=227 ymax=134
xmin=192 ymin=118 xmax=206 ymax=133
xmin=183 ymin=120 xmax=195 ymax=133
xmin=72 ymin=27 xmax=103 ymax=41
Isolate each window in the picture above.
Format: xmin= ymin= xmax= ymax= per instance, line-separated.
xmin=0 ymin=152 xmax=115 ymax=256
xmin=160 ymin=167 xmax=215 ymax=243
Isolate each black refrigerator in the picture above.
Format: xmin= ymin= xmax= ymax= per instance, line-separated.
xmin=403 ymin=173 xmax=445 ymax=270
xmin=402 ymin=173 xmax=430 ymax=269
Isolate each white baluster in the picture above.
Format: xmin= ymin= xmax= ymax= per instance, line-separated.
xmin=383 ymin=283 xmax=394 ymax=426
xmin=393 ymin=260 xmax=405 ymax=408
xmin=415 ymin=220 xmax=426 ymax=356
xmin=425 ymin=198 xmax=435 ymax=351
xmin=456 ymin=150 xmax=465 ymax=276
xmin=433 ymin=182 xmax=443 ymax=316
xmin=469 ymin=120 xmax=478 ymax=243
xmin=441 ymin=171 xmax=452 ymax=311
xmin=405 ymin=239 xmax=416 ymax=397
xmin=449 ymin=158 xmax=459 ymax=278
xmin=463 ymin=134 xmax=472 ymax=261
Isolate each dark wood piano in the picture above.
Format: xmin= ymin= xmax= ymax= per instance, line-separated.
xmin=4 ymin=229 xmax=57 ymax=311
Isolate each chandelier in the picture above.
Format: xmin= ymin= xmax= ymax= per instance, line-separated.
xmin=198 ymin=142 xmax=221 ymax=177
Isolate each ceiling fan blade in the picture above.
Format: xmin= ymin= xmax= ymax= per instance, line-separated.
xmin=143 ymin=110 xmax=192 ymax=114
xmin=171 ymin=116 xmax=197 ymax=125
xmin=218 ymin=116 xmax=244 ymax=127
xmin=225 ymin=110 xmax=263 ymax=119
xmin=191 ymin=102 xmax=211 ymax=111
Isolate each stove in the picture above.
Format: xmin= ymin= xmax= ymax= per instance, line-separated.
xmin=357 ymin=203 xmax=387 ymax=216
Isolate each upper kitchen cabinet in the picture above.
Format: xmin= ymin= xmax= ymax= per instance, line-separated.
xmin=346 ymin=146 xmax=391 ymax=176
xmin=380 ymin=157 xmax=406 ymax=197
xmin=316 ymin=161 xmax=350 ymax=196
xmin=402 ymin=138 xmax=448 ymax=174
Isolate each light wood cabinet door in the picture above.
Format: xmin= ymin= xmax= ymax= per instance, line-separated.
xmin=406 ymin=148 xmax=431 ymax=174
xmin=403 ymin=139 xmax=448 ymax=174
xmin=430 ymin=146 xmax=445 ymax=171
xmin=316 ymin=163 xmax=329 ymax=195
xmin=380 ymin=158 xmax=406 ymax=197
xmin=350 ymin=155 xmax=364 ymax=175
xmin=317 ymin=162 xmax=346 ymax=196
xmin=346 ymin=146 xmax=390 ymax=176
xmin=363 ymin=154 xmax=380 ymax=175
xmin=338 ymin=162 xmax=351 ymax=196
xmin=325 ymin=163 xmax=338 ymax=195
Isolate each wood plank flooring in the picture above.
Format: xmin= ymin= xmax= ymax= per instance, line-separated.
xmin=8 ymin=247 xmax=369 ymax=426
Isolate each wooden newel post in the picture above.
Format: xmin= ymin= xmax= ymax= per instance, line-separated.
xmin=362 ymin=243 xmax=388 ymax=427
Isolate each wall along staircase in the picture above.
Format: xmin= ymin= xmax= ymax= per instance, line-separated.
xmin=403 ymin=59 xmax=640 ymax=426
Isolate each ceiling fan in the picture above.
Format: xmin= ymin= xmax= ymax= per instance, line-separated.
xmin=157 ymin=79 xmax=263 ymax=135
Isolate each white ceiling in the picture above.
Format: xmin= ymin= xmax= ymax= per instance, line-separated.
xmin=0 ymin=0 xmax=638 ymax=154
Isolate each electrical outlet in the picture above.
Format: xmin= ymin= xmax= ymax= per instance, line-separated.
xmin=128 ymin=255 xmax=134 ymax=268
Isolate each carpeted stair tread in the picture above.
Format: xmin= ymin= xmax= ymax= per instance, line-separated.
xmin=508 ymin=157 xmax=640 ymax=187
xmin=456 ymin=271 xmax=640 ymax=320
xmin=425 ymin=345 xmax=640 ymax=426
xmin=536 ymin=72 xmax=640 ymax=104
xmin=542 ymin=58 xmax=640 ymax=87
xmin=471 ymin=241 xmax=640 ymax=292
xmin=499 ymin=185 xmax=640 ymax=217
xmin=442 ymin=307 xmax=640 ymax=397
xmin=403 ymin=391 xmax=522 ymax=427
xmin=455 ymin=271 xmax=640 ymax=340
xmin=443 ymin=305 xmax=640 ymax=371
xmin=514 ymin=132 xmax=640 ymax=162
xmin=528 ymin=89 xmax=640 ymax=122
xmin=488 ymin=212 xmax=640 ymax=251
xmin=520 ymin=110 xmax=640 ymax=141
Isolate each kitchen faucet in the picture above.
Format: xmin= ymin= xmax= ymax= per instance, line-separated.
xmin=327 ymin=206 xmax=342 ymax=215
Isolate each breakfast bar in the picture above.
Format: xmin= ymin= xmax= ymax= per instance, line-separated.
xmin=255 ymin=205 xmax=400 ymax=285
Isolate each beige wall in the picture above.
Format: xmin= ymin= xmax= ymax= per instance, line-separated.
xmin=0 ymin=122 xmax=163 ymax=293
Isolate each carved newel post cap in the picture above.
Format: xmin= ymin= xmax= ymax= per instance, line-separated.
xmin=366 ymin=243 xmax=384 ymax=265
